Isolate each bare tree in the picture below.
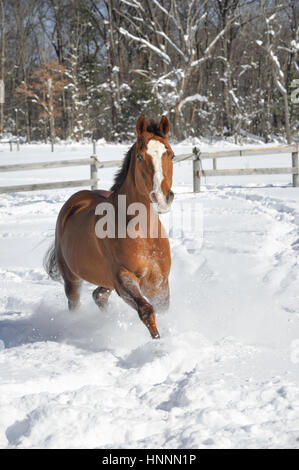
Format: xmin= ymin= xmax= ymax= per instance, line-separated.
xmin=256 ymin=0 xmax=298 ymax=143
xmin=16 ymin=60 xmax=66 ymax=144
xmin=0 ymin=0 xmax=5 ymax=133
xmin=118 ymin=0 xmax=239 ymax=138
xmin=0 ymin=0 xmax=296 ymax=142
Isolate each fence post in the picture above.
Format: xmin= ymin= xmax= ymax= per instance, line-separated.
xmin=90 ymin=142 xmax=98 ymax=190
xmin=16 ymin=138 xmax=20 ymax=151
xmin=9 ymin=141 xmax=12 ymax=152
xmin=193 ymin=146 xmax=201 ymax=193
xmin=292 ymin=146 xmax=299 ymax=187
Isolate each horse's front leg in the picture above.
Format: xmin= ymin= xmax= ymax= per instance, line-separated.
xmin=141 ymin=280 xmax=170 ymax=313
xmin=152 ymin=281 xmax=170 ymax=313
xmin=116 ymin=268 xmax=160 ymax=339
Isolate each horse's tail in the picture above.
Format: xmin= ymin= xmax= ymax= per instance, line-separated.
xmin=43 ymin=242 xmax=61 ymax=282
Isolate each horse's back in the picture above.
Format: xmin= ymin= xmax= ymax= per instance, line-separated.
xmin=57 ymin=189 xmax=111 ymax=233
xmin=63 ymin=188 xmax=112 ymax=208
xmin=55 ymin=188 xmax=114 ymax=287
xmin=93 ymin=189 xmax=112 ymax=199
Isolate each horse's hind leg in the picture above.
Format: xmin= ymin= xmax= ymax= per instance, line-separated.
xmin=56 ymin=247 xmax=82 ymax=311
xmin=64 ymin=278 xmax=82 ymax=310
xmin=116 ymin=268 xmax=160 ymax=339
xmin=92 ymin=286 xmax=112 ymax=310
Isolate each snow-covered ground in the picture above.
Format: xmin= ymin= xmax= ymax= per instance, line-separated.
xmin=0 ymin=141 xmax=299 ymax=449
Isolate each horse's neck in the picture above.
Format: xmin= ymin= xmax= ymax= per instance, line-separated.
xmin=114 ymin=156 xmax=151 ymax=208
xmin=115 ymin=180 xmax=151 ymax=208
xmin=113 ymin=173 xmax=161 ymax=235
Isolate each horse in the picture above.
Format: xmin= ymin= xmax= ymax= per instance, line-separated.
xmin=44 ymin=115 xmax=175 ymax=339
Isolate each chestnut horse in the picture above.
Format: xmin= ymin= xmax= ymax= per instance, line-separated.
xmin=44 ymin=115 xmax=175 ymax=339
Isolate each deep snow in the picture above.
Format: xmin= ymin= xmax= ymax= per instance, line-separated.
xmin=0 ymin=142 xmax=299 ymax=449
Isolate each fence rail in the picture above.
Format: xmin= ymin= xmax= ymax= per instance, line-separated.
xmin=0 ymin=158 xmax=93 ymax=173
xmin=0 ymin=156 xmax=98 ymax=194
xmin=0 ymin=139 xmax=20 ymax=152
xmin=190 ymin=144 xmax=299 ymax=192
xmin=196 ymin=144 xmax=298 ymax=159
xmin=0 ymin=143 xmax=298 ymax=194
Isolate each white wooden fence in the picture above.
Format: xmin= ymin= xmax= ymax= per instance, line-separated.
xmin=189 ymin=144 xmax=299 ymax=192
xmin=0 ymin=143 xmax=298 ymax=194
xmin=0 ymin=139 xmax=20 ymax=152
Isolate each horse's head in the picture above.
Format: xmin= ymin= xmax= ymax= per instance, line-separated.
xmin=135 ymin=115 xmax=174 ymax=214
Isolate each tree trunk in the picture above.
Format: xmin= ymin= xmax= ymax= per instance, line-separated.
xmin=47 ymin=78 xmax=55 ymax=145
xmin=0 ymin=0 xmax=5 ymax=134
xmin=283 ymin=89 xmax=292 ymax=144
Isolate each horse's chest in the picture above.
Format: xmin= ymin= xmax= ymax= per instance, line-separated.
xmin=137 ymin=242 xmax=170 ymax=283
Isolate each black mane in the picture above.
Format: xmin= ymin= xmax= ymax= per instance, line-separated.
xmin=110 ymin=144 xmax=134 ymax=193
xmin=146 ymin=119 xmax=164 ymax=138
xmin=110 ymin=119 xmax=163 ymax=193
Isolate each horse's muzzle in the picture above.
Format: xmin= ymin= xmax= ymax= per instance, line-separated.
xmin=150 ymin=189 xmax=174 ymax=213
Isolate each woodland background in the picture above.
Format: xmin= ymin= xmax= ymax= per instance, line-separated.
xmin=0 ymin=0 xmax=298 ymax=143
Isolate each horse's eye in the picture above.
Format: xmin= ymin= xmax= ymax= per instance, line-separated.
xmin=171 ymin=154 xmax=175 ymax=160
xmin=137 ymin=153 xmax=143 ymax=162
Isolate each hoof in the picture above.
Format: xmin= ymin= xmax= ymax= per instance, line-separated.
xmin=68 ymin=300 xmax=80 ymax=311
xmin=94 ymin=300 xmax=109 ymax=310
xmin=139 ymin=306 xmax=160 ymax=339
xmin=152 ymin=331 xmax=160 ymax=340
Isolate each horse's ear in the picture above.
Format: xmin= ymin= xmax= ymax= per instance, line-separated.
xmin=136 ymin=115 xmax=147 ymax=137
xmin=159 ymin=115 xmax=170 ymax=136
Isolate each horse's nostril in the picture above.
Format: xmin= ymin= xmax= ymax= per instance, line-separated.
xmin=150 ymin=191 xmax=158 ymax=204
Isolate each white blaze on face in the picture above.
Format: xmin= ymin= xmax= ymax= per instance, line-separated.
xmin=146 ymin=139 xmax=166 ymax=206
